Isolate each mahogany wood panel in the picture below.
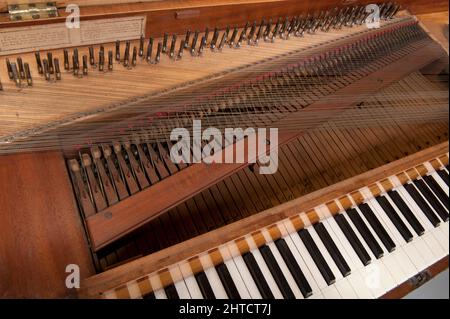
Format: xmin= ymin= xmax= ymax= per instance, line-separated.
xmin=79 ymin=141 xmax=448 ymax=297
xmin=84 ymin=39 xmax=446 ymax=251
xmin=0 ymin=0 xmax=448 ymax=37
xmin=0 ymin=151 xmax=94 ymax=298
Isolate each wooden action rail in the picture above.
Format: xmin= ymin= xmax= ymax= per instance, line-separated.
xmin=84 ymin=28 xmax=447 ymax=251
xmin=78 ymin=141 xmax=449 ymax=298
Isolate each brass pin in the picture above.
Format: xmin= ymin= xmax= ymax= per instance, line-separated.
xmin=115 ymin=40 xmax=120 ymax=61
xmin=99 ymin=50 xmax=104 ymax=71
xmin=190 ymin=30 xmax=199 ymax=56
xmin=132 ymin=46 xmax=137 ymax=66
xmin=35 ymin=52 xmax=43 ymax=74
xmin=169 ymin=34 xmax=177 ymax=59
xmin=24 ymin=62 xmax=32 ymax=86
xmin=155 ymin=42 xmax=162 ymax=63
xmin=146 ymin=37 xmax=153 ymax=63
xmin=108 ymin=50 xmax=113 ymax=71
xmin=10 ymin=62 xmax=21 ymax=86
xmin=47 ymin=52 xmax=54 ymax=73
xmin=54 ymin=58 xmax=61 ymax=80
xmin=63 ymin=49 xmax=69 ymax=70
xmin=139 ymin=35 xmax=144 ymax=57
xmin=43 ymin=59 xmax=51 ymax=81
xmin=162 ymin=33 xmax=168 ymax=53
xmin=82 ymin=55 xmax=88 ymax=75
xmin=89 ymin=46 xmax=95 ymax=65
xmin=6 ymin=58 xmax=13 ymax=79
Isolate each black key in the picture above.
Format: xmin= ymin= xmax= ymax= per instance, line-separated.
xmin=387 ymin=190 xmax=425 ymax=236
xmin=259 ymin=245 xmax=295 ymax=299
xmin=358 ymin=203 xmax=396 ymax=252
xmin=216 ymin=263 xmax=241 ymax=299
xmin=334 ymin=213 xmax=372 ymax=266
xmin=404 ymin=183 xmax=441 ymax=227
xmin=413 ymin=179 xmax=449 ymax=222
xmin=346 ymin=208 xmax=384 ymax=259
xmin=274 ymin=238 xmax=313 ymax=298
xmin=164 ymin=284 xmax=179 ymax=299
xmin=313 ymin=223 xmax=351 ymax=277
xmin=243 ymin=252 xmax=274 ymax=299
xmin=423 ymin=175 xmax=449 ymax=210
xmin=376 ymin=196 xmax=413 ymax=242
xmin=195 ymin=271 xmax=216 ymax=299
xmin=298 ymin=228 xmax=336 ymax=285
xmin=437 ymin=169 xmax=449 ymax=186
xmin=142 ymin=292 xmax=155 ymax=299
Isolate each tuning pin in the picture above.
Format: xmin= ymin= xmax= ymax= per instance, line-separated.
xmin=115 ymin=40 xmax=121 ymax=61
xmin=169 ymin=34 xmax=177 ymax=59
xmin=155 ymin=42 xmax=162 ymax=63
xmin=132 ymin=46 xmax=137 ymax=66
xmin=263 ymin=19 xmax=272 ymax=41
xmin=82 ymin=55 xmax=88 ymax=75
xmin=99 ymin=50 xmax=104 ymax=71
xmin=204 ymin=27 xmax=210 ymax=43
xmin=162 ymin=33 xmax=168 ymax=53
xmin=190 ymin=30 xmax=199 ymax=56
xmin=24 ymin=63 xmax=32 ymax=86
xmin=73 ymin=48 xmax=79 ymax=68
xmin=242 ymin=22 xmax=249 ymax=40
xmin=229 ymin=27 xmax=238 ymax=47
xmin=255 ymin=19 xmax=265 ymax=44
xmin=54 ymin=58 xmax=61 ymax=80
xmin=10 ymin=62 xmax=21 ymax=86
xmin=72 ymin=55 xmax=79 ymax=76
xmin=43 ymin=59 xmax=51 ymax=81
xmin=14 ymin=57 xmax=24 ymax=79
xmin=35 ymin=52 xmax=43 ymax=74
xmin=0 ymin=78 xmax=3 ymax=91
xmin=124 ymin=41 xmax=130 ymax=67
xmin=184 ymin=30 xmax=191 ymax=49
xmin=108 ymin=51 xmax=113 ymax=71
xmin=178 ymin=40 xmax=185 ymax=59
xmin=210 ymin=27 xmax=219 ymax=49
xmin=146 ymin=37 xmax=153 ymax=63
xmin=139 ymin=35 xmax=144 ymax=57
xmin=218 ymin=32 xmax=226 ymax=50
xmin=47 ymin=52 xmax=54 ymax=74
xmin=198 ymin=36 xmax=206 ymax=55
xmin=247 ymin=21 xmax=257 ymax=45
xmin=89 ymin=46 xmax=95 ymax=65
xmin=236 ymin=28 xmax=245 ymax=47
xmin=62 ymin=49 xmax=69 ymax=70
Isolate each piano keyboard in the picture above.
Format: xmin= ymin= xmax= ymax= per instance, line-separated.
xmin=101 ymin=153 xmax=449 ymax=299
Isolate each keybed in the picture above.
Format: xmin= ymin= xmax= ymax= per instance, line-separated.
xmin=101 ymin=152 xmax=449 ymax=299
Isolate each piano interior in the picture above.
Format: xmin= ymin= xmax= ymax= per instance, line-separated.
xmin=0 ymin=0 xmax=448 ymax=299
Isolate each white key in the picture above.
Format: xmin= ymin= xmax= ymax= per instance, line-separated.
xmin=308 ymin=225 xmax=342 ymax=281
xmin=219 ymin=246 xmax=251 ymax=299
xmin=366 ymin=198 xmax=419 ymax=277
xmin=203 ymin=266 xmax=228 ymax=299
xmin=126 ymin=282 xmax=142 ymax=299
xmin=183 ymin=276 xmax=203 ymax=299
xmin=334 ymin=278 xmax=358 ymax=299
xmin=280 ymin=221 xmax=321 ymax=294
xmin=231 ymin=254 xmax=262 ymax=299
xmin=179 ymin=263 xmax=203 ymax=299
xmin=285 ymin=227 xmax=328 ymax=289
xmin=170 ymin=266 xmax=191 ymax=299
xmin=153 ymin=289 xmax=167 ymax=299
xmin=395 ymin=185 xmax=434 ymax=231
xmin=266 ymin=241 xmax=304 ymax=299
xmin=248 ymin=245 xmax=283 ymax=299
xmin=346 ymin=270 xmax=374 ymax=299
xmin=322 ymin=285 xmax=342 ymax=299
xmin=430 ymin=172 xmax=449 ymax=197
xmin=343 ymin=211 xmax=396 ymax=296
xmin=321 ymin=213 xmax=362 ymax=270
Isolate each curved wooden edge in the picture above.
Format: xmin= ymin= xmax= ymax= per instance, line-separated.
xmin=381 ymin=256 xmax=449 ymax=299
xmin=78 ymin=141 xmax=448 ymax=298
